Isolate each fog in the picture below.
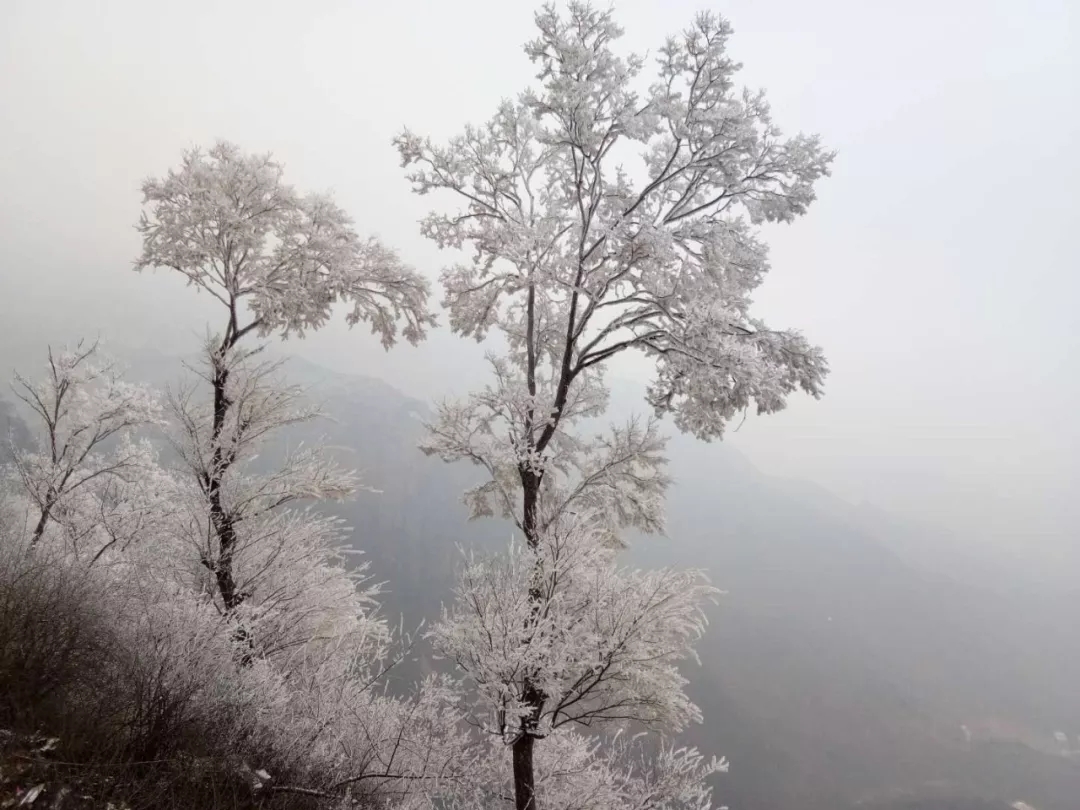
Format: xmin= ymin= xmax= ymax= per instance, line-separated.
xmin=1 ymin=0 xmax=1077 ymax=584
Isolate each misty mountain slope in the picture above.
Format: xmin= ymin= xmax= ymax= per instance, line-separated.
xmin=259 ymin=359 xmax=512 ymax=627
xmin=5 ymin=351 xmax=1075 ymax=810
xmin=657 ymin=433 xmax=1079 ymax=806
xmin=254 ymin=357 xmax=1076 ymax=810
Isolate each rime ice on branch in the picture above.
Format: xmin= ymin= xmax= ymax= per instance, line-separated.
xmin=400 ymin=4 xmax=832 ymax=808
xmin=137 ymin=141 xmax=434 ymax=348
xmin=135 ymin=141 xmax=435 ymax=615
xmin=10 ymin=341 xmax=164 ymax=554
xmin=125 ymin=144 xmax=460 ymax=801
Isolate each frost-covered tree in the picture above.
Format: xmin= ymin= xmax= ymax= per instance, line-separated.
xmin=399 ymin=4 xmax=832 ymax=807
xmin=130 ymin=144 xmax=464 ymax=805
xmin=164 ymin=345 xmax=359 ymax=621
xmin=431 ymin=514 xmax=716 ymax=741
xmin=8 ymin=341 xmax=164 ymax=552
xmin=0 ymin=473 xmax=469 ymax=808
xmin=135 ymin=140 xmax=435 ymax=614
xmin=429 ymin=512 xmax=723 ymax=810
xmin=4 ymin=348 xmax=468 ymax=804
xmin=443 ymin=728 xmax=727 ymax=810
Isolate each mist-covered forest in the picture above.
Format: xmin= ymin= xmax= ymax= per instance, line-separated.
xmin=1 ymin=2 xmax=1076 ymax=810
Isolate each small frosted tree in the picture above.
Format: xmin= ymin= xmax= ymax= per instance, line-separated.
xmin=8 ymin=340 xmax=164 ymax=554
xmin=443 ymin=728 xmax=727 ymax=810
xmin=431 ymin=513 xmax=717 ymax=741
xmin=429 ymin=512 xmax=727 ymax=809
xmin=135 ymin=140 xmax=435 ymax=614
xmin=398 ymin=4 xmax=832 ymax=807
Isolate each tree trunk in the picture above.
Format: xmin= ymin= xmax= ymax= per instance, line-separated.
xmin=522 ymin=469 xmax=540 ymax=551
xmin=29 ymin=499 xmax=52 ymax=545
xmin=512 ymin=733 xmax=538 ymax=810
xmin=205 ymin=346 xmax=256 ymax=664
xmin=515 ymin=467 xmax=546 ymax=809
xmin=29 ymin=482 xmax=62 ymax=546
xmin=208 ymin=353 xmax=242 ymax=611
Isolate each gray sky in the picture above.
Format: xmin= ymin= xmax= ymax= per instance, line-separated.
xmin=1 ymin=0 xmax=1077 ymax=570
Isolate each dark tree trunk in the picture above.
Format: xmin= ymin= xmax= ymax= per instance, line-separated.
xmin=514 ymin=466 xmax=546 ymax=809
xmin=29 ymin=497 xmax=53 ymax=545
xmin=205 ymin=345 xmax=256 ymax=665
xmin=207 ymin=353 xmax=242 ymax=612
xmin=512 ymin=733 xmax=537 ymax=810
xmin=521 ymin=468 xmax=540 ymax=552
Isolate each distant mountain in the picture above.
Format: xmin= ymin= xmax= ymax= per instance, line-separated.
xmin=655 ymin=432 xmax=1079 ymax=810
xmin=6 ymin=350 xmax=1077 ymax=810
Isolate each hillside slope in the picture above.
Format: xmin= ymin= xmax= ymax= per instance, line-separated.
xmin=9 ymin=351 xmax=1076 ymax=810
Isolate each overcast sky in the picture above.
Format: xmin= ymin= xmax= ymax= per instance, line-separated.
xmin=1 ymin=0 xmax=1076 ymax=570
